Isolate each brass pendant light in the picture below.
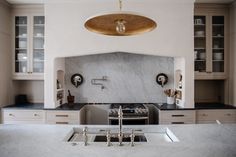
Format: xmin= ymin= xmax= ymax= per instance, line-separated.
xmin=84 ymin=0 xmax=157 ymax=36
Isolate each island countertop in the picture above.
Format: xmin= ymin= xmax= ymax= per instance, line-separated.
xmin=0 ymin=124 xmax=235 ymax=157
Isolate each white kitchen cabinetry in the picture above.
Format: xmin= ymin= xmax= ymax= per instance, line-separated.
xmin=45 ymin=110 xmax=85 ymax=124
xmin=194 ymin=4 xmax=229 ymax=80
xmin=12 ymin=6 xmax=44 ymax=80
xmin=196 ymin=109 xmax=236 ymax=124
xmin=2 ymin=109 xmax=44 ymax=124
xmin=159 ymin=110 xmax=196 ymax=124
xmin=85 ymin=105 xmax=109 ymax=125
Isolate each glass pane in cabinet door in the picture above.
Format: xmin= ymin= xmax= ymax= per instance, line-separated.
xmin=194 ymin=16 xmax=206 ymax=72
xmin=15 ymin=16 xmax=28 ymax=73
xmin=212 ymin=16 xmax=224 ymax=72
xmin=33 ymin=16 xmax=44 ymax=73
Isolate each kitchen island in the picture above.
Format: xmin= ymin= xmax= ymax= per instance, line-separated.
xmin=0 ymin=124 xmax=235 ymax=157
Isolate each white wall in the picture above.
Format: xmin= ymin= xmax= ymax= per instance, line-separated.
xmin=44 ymin=0 xmax=195 ymax=108
xmin=0 ymin=0 xmax=12 ymax=108
xmin=13 ymin=81 xmax=44 ymax=103
xmin=229 ymin=1 xmax=236 ymax=106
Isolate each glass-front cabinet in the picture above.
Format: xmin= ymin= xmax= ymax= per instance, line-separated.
xmin=14 ymin=14 xmax=44 ymax=80
xmin=194 ymin=5 xmax=228 ymax=80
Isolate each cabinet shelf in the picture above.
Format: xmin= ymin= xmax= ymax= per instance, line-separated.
xmin=213 ymin=60 xmax=224 ymax=62
xmin=34 ymin=24 xmax=44 ymax=27
xmin=212 ymin=24 xmax=224 ymax=26
xmin=33 ymin=36 xmax=44 ymax=38
xmin=194 ymin=36 xmax=205 ymax=38
xmin=16 ymin=36 xmax=27 ymax=38
xmin=16 ymin=48 xmax=27 ymax=50
xmin=33 ymin=60 xmax=44 ymax=62
xmin=194 ymin=48 xmax=205 ymax=50
xmin=194 ymin=24 xmax=205 ymax=26
xmin=15 ymin=60 xmax=27 ymax=62
xmin=195 ymin=60 xmax=206 ymax=62
xmin=212 ymin=48 xmax=224 ymax=50
xmin=16 ymin=24 xmax=27 ymax=27
xmin=212 ymin=36 xmax=224 ymax=38
xmin=56 ymin=88 xmax=64 ymax=92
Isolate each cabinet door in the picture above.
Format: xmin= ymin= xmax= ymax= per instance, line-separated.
xmin=194 ymin=7 xmax=228 ymax=80
xmin=32 ymin=16 xmax=45 ymax=73
xmin=194 ymin=15 xmax=210 ymax=73
xmin=15 ymin=16 xmax=29 ymax=74
xmin=211 ymin=15 xmax=225 ymax=74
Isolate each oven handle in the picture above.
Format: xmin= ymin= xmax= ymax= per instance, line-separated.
xmin=108 ymin=117 xmax=149 ymax=120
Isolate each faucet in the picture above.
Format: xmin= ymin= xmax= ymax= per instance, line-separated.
xmin=83 ymin=127 xmax=88 ymax=146
xmin=118 ymin=106 xmax=123 ymax=146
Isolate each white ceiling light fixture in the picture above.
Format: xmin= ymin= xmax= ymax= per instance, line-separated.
xmin=84 ymin=0 xmax=157 ymax=36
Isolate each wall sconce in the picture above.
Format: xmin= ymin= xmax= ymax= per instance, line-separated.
xmin=71 ymin=74 xmax=84 ymax=88
xmin=156 ymin=73 xmax=168 ymax=87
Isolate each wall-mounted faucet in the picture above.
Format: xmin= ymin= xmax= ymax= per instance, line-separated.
xmin=91 ymin=76 xmax=108 ymax=90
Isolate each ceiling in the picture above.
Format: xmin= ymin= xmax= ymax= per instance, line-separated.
xmin=5 ymin=0 xmax=236 ymax=4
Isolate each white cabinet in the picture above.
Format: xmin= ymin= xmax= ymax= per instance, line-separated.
xmin=196 ymin=109 xmax=236 ymax=124
xmin=12 ymin=6 xmax=44 ymax=80
xmin=85 ymin=105 xmax=109 ymax=125
xmin=2 ymin=109 xmax=44 ymax=124
xmin=159 ymin=110 xmax=196 ymax=124
xmin=45 ymin=110 xmax=85 ymax=124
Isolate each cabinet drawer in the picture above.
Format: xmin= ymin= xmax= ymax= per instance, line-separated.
xmin=2 ymin=110 xmax=44 ymax=124
xmin=159 ymin=110 xmax=196 ymax=124
xmin=196 ymin=110 xmax=236 ymax=123
xmin=45 ymin=111 xmax=80 ymax=124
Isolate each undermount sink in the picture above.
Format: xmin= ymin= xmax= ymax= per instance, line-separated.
xmin=64 ymin=127 xmax=179 ymax=144
xmin=94 ymin=135 xmax=147 ymax=142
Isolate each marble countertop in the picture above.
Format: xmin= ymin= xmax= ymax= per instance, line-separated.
xmin=0 ymin=124 xmax=235 ymax=157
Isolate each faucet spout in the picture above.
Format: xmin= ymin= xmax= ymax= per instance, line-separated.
xmin=118 ymin=106 xmax=123 ymax=146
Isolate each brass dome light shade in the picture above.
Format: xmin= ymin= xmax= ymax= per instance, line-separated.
xmin=84 ymin=12 xmax=157 ymax=36
xmin=84 ymin=0 xmax=157 ymax=36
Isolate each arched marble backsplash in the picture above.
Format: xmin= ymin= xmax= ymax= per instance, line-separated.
xmin=65 ymin=52 xmax=174 ymax=103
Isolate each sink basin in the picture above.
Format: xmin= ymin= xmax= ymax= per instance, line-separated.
xmin=64 ymin=127 xmax=179 ymax=144
xmin=94 ymin=135 xmax=147 ymax=142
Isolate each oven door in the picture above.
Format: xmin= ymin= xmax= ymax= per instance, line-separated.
xmin=109 ymin=117 xmax=149 ymax=125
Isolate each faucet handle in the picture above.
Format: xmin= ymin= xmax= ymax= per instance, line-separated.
xmin=130 ymin=129 xmax=135 ymax=147
xmin=106 ymin=130 xmax=111 ymax=147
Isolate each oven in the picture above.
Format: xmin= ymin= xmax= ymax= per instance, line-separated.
xmin=108 ymin=103 xmax=149 ymax=125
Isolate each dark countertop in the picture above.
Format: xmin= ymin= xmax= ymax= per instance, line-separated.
xmin=47 ymin=103 xmax=86 ymax=110
xmin=2 ymin=103 xmax=44 ymax=110
xmin=195 ymin=103 xmax=236 ymax=110
xmin=2 ymin=102 xmax=235 ymax=111
xmin=153 ymin=103 xmax=195 ymax=110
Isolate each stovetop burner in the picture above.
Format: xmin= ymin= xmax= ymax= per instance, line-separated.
xmin=110 ymin=103 xmax=146 ymax=109
xmin=109 ymin=103 xmax=149 ymax=117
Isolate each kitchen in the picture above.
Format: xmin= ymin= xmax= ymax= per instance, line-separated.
xmin=0 ymin=0 xmax=236 ymax=156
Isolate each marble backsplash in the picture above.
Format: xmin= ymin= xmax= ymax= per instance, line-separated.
xmin=65 ymin=52 xmax=174 ymax=103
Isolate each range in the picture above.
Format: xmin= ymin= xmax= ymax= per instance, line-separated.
xmin=108 ymin=103 xmax=149 ymax=125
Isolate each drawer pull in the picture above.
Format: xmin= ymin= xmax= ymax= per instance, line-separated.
xmin=172 ymin=115 xmax=184 ymax=117
xmin=9 ymin=114 xmax=14 ymax=116
xmin=55 ymin=115 xmax=69 ymax=117
xmin=202 ymin=114 xmax=208 ymax=116
xmin=34 ymin=114 xmax=39 ymax=116
xmin=171 ymin=122 xmax=184 ymax=124
xmin=56 ymin=122 xmax=69 ymax=124
xmin=225 ymin=114 xmax=231 ymax=116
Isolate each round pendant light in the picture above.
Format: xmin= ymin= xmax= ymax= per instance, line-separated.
xmin=84 ymin=0 xmax=157 ymax=36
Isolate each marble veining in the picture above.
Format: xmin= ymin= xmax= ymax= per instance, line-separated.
xmin=65 ymin=52 xmax=174 ymax=103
